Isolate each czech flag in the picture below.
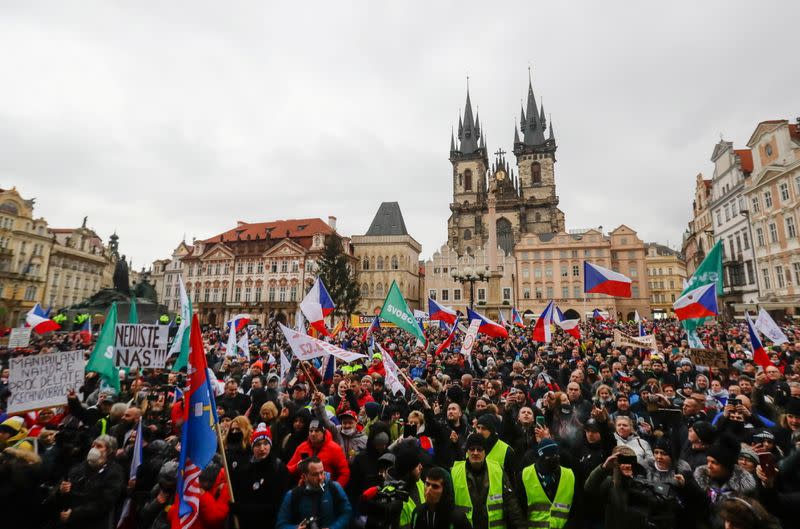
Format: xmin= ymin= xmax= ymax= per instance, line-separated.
xmin=467 ymin=308 xmax=508 ymax=339
xmin=79 ymin=316 xmax=92 ymax=345
xmin=673 ymin=283 xmax=718 ymax=321
xmin=592 ymin=309 xmax=605 ymax=321
xmin=362 ymin=315 xmax=380 ymax=341
xmin=428 ymin=298 xmax=457 ymax=325
xmin=25 ymin=303 xmax=61 ymax=334
xmin=533 ymin=301 xmax=555 ymax=343
xmin=583 ymin=262 xmax=632 ymax=298
xmin=745 ymin=312 xmax=771 ymax=369
xmin=300 ymin=277 xmax=335 ymax=336
xmin=554 ymin=306 xmax=580 ymax=339
xmin=511 ymin=307 xmax=525 ymax=328
xmin=498 ymin=311 xmax=510 ymax=328
xmin=227 ymin=314 xmax=251 ymax=333
xmin=435 ymin=316 xmax=460 ymax=355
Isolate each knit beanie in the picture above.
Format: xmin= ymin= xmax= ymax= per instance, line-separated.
xmin=250 ymin=422 xmax=272 ymax=446
xmin=364 ymin=401 xmax=381 ymax=420
xmin=465 ymin=433 xmax=486 ymax=451
xmin=476 ymin=414 xmax=498 ymax=435
xmin=707 ymin=434 xmax=741 ymax=471
xmin=536 ymin=438 xmax=560 ymax=458
xmin=652 ymin=436 xmax=673 ymax=458
xmin=786 ymin=397 xmax=800 ymax=416
xmin=394 ymin=446 xmax=421 ymax=476
xmin=691 ymin=421 xmax=716 ymax=445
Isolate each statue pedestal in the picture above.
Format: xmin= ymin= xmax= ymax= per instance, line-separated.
xmin=484 ymin=271 xmax=504 ymax=320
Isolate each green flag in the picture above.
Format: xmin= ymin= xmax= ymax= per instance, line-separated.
xmin=379 ymin=280 xmax=425 ymax=342
xmin=86 ymin=302 xmax=120 ymax=393
xmin=129 ymin=297 xmax=138 ymax=324
xmin=170 ymin=277 xmax=193 ymax=371
xmin=682 ymin=241 xmax=723 ymax=347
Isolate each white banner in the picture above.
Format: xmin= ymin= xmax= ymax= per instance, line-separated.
xmin=755 ymin=309 xmax=789 ymax=345
xmin=114 ymin=324 xmax=170 ymax=368
xmin=9 ymin=327 xmax=32 ymax=348
xmin=278 ymin=323 xmax=367 ymax=362
xmin=378 ymin=344 xmax=405 ymax=395
xmin=460 ymin=319 xmax=481 ymax=358
xmin=613 ymin=329 xmax=658 ymax=350
xmin=7 ymin=350 xmax=85 ymax=413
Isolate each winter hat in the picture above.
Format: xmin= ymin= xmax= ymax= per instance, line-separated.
xmin=364 ymin=401 xmax=381 ymax=420
xmin=465 ymin=433 xmax=486 ymax=451
xmin=0 ymin=416 xmax=25 ymax=436
xmin=476 ymin=414 xmax=499 ymax=434
xmin=652 ymin=436 xmax=674 ymax=458
xmin=785 ymin=397 xmax=800 ymax=416
xmin=446 ymin=385 xmax=464 ymax=403
xmin=250 ymin=422 xmax=272 ymax=446
xmin=750 ymin=429 xmax=775 ymax=443
xmin=373 ymin=432 xmax=390 ymax=446
xmin=536 ymin=438 xmax=560 ymax=458
xmin=394 ymin=447 xmax=421 ymax=476
xmin=691 ymin=421 xmax=716 ymax=445
xmin=584 ymin=418 xmax=601 ymax=432
xmin=308 ymin=419 xmax=323 ymax=431
xmin=337 ymin=410 xmax=358 ymax=422
xmin=377 ymin=452 xmax=396 ymax=468
xmin=707 ymin=434 xmax=741 ymax=471
xmin=738 ymin=444 xmax=759 ymax=465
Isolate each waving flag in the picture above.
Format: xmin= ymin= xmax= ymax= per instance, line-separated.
xmin=170 ymin=278 xmax=193 ymax=372
xmin=117 ymin=419 xmax=143 ymax=528
xmin=498 ymin=310 xmax=510 ymax=328
xmin=176 ymin=315 xmax=219 ymax=529
xmin=673 ymin=283 xmax=718 ymax=321
xmin=25 ymin=303 xmax=60 ymax=334
xmin=79 ymin=316 xmax=92 ymax=345
xmin=378 ymin=344 xmax=405 ymax=396
xmin=300 ymin=278 xmax=335 ymax=336
xmin=533 ymin=301 xmax=555 ymax=343
xmin=554 ymin=306 xmax=580 ymax=339
xmin=592 ymin=309 xmax=606 ymax=321
xmin=754 ymin=308 xmax=789 ymax=345
xmin=584 ymin=262 xmax=632 ymax=298
xmin=511 ymin=307 xmax=525 ymax=328
xmin=225 ymin=322 xmax=238 ymax=358
xmin=635 ymin=310 xmax=643 ymax=336
xmin=362 ymin=315 xmax=381 ymax=341
xmin=428 ymin=298 xmax=458 ymax=325
xmin=745 ymin=312 xmax=771 ymax=369
xmin=331 ymin=319 xmax=345 ymax=337
xmin=237 ymin=331 xmax=250 ymax=359
xmin=86 ymin=303 xmax=120 ymax=393
xmin=227 ymin=314 xmax=251 ymax=333
xmin=467 ymin=308 xmax=508 ymax=339
xmin=321 ymin=354 xmax=336 ymax=384
xmin=128 ymin=297 xmax=139 ymax=324
xmin=435 ymin=316 xmax=460 ymax=355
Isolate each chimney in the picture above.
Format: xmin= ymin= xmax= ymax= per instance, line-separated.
xmin=328 ymin=216 xmax=337 ymax=231
xmin=237 ymin=220 xmax=246 ymax=227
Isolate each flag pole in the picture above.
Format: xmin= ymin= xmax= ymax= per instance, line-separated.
xmin=298 ymin=361 xmax=320 ymax=394
xmin=397 ymin=366 xmax=429 ymax=406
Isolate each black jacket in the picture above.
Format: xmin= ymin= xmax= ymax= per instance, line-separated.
xmin=230 ymin=454 xmax=289 ymax=529
xmin=46 ymin=460 xmax=125 ymax=529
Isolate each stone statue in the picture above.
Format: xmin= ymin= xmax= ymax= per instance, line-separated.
xmin=133 ymin=273 xmax=158 ymax=303
xmin=113 ymin=255 xmax=130 ymax=295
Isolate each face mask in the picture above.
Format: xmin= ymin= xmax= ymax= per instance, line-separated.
xmin=341 ymin=427 xmax=356 ymax=436
xmin=560 ymin=405 xmax=572 ymax=415
xmin=228 ymin=431 xmax=243 ymax=443
xmin=86 ymin=447 xmax=104 ymax=467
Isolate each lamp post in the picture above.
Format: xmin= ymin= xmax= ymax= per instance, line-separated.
xmin=450 ymin=266 xmax=489 ymax=310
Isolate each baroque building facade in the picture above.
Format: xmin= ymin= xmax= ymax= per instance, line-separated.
xmin=352 ymin=202 xmax=422 ymax=313
xmin=447 ymin=76 xmax=565 ymax=258
xmin=681 ymin=174 xmax=715 ymax=277
xmin=645 ymin=243 xmax=686 ymax=318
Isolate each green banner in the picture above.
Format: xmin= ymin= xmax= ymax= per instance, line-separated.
xmin=682 ymin=241 xmax=723 ymax=347
xmin=379 ymin=280 xmax=425 ymax=342
xmin=129 ymin=297 xmax=139 ymax=324
xmin=86 ymin=302 xmax=121 ymax=393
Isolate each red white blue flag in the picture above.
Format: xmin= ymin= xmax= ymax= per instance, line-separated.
xmin=745 ymin=311 xmax=771 ymax=369
xmin=25 ymin=303 xmax=61 ymax=334
xmin=533 ymin=301 xmax=555 ymax=343
xmin=300 ymin=277 xmax=335 ymax=336
xmin=511 ymin=307 xmax=525 ymax=328
xmin=673 ymin=283 xmax=718 ymax=321
xmin=428 ymin=298 xmax=458 ymax=325
xmin=435 ymin=315 xmax=460 ymax=356
xmin=467 ymin=308 xmax=508 ymax=339
xmin=583 ymin=262 xmax=632 ymax=298
xmin=226 ymin=314 xmax=251 ymax=333
xmin=554 ymin=306 xmax=580 ymax=339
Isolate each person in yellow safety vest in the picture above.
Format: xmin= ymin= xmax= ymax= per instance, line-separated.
xmin=391 ymin=445 xmax=426 ymax=529
xmin=475 ymin=414 xmax=516 ymax=473
xmin=451 ymin=434 xmax=526 ymax=529
xmin=410 ymin=466 xmax=471 ymax=529
xmin=159 ymin=314 xmax=170 ymax=325
xmin=519 ymin=439 xmax=577 ymax=529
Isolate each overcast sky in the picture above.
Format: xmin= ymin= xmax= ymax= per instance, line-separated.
xmin=3 ymin=2 xmax=799 ymax=269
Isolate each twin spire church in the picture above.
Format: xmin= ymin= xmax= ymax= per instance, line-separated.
xmin=447 ymin=75 xmax=565 ymax=257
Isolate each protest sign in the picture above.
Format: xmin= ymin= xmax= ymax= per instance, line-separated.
xmin=689 ymin=348 xmax=728 ymax=369
xmin=613 ymin=329 xmax=657 ymax=350
xmin=114 ymin=324 xmax=169 ymax=368
xmin=460 ymin=319 xmax=481 ymax=358
xmin=279 ymin=323 xmax=367 ymax=362
xmin=7 ymin=350 xmax=85 ymax=413
xmin=9 ymin=327 xmax=32 ymax=348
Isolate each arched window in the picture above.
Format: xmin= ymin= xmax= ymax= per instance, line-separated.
xmin=531 ymin=162 xmax=542 ymax=184
xmin=464 ymin=169 xmax=473 ymax=191
xmin=464 ymin=229 xmax=472 ymax=241
xmin=361 ymin=283 xmax=369 ymax=297
xmin=497 ymin=217 xmax=514 ymax=255
xmin=534 ymin=212 xmax=541 ymax=222
xmin=376 ymin=283 xmax=384 ymax=298
xmin=391 ymin=256 xmax=399 ymax=270
xmin=362 ymin=257 xmax=370 ymax=270
xmin=376 ymin=256 xmax=384 ymax=270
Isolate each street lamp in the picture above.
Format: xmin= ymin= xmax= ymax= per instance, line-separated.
xmin=450 ymin=266 xmax=489 ymax=310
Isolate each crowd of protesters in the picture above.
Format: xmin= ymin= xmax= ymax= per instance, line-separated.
xmin=1 ymin=314 xmax=799 ymax=529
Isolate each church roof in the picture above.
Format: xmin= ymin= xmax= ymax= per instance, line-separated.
xmin=365 ymin=202 xmax=409 ymax=236
xmin=204 ymin=218 xmax=334 ymax=244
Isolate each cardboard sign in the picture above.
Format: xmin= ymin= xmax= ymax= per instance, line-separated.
xmin=6 ymin=350 xmax=85 ymax=413
xmin=689 ymin=348 xmax=728 ymax=369
xmin=460 ymin=319 xmax=481 ymax=358
xmin=9 ymin=327 xmax=32 ymax=348
xmin=114 ymin=324 xmax=169 ymax=368
xmin=613 ymin=329 xmax=657 ymax=350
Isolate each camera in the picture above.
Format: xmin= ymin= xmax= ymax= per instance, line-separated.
xmin=302 ymin=517 xmax=320 ymax=529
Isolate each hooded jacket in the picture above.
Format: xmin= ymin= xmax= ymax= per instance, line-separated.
xmin=287 ymin=429 xmax=351 ymax=487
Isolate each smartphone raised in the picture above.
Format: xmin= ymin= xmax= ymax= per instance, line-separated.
xmin=535 ymin=416 xmax=546 ymax=427
xmin=759 ymin=452 xmax=777 ymax=480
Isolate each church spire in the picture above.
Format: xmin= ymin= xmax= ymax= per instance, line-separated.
xmin=548 ymin=118 xmax=555 ymax=142
xmin=450 ymin=127 xmax=456 ymax=153
xmin=522 ymin=69 xmax=546 ymax=145
xmin=539 ymin=101 xmax=546 ymax=130
xmin=459 ymin=83 xmax=480 ymax=154
xmin=514 ymin=123 xmax=520 ymax=144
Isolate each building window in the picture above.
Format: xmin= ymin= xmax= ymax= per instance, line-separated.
xmin=234 ymin=287 xmax=241 ymax=302
xmin=279 ymin=286 xmax=287 ymax=302
xmin=24 ymin=285 xmax=37 ymax=301
xmin=764 ymin=191 xmax=773 ymax=209
xmin=546 ymin=286 xmax=554 ymax=298
xmin=732 ymin=200 xmax=738 ymax=217
xmin=454 ymin=289 xmax=462 ymax=301
xmin=756 ymin=227 xmax=765 ymax=246
xmin=211 ymin=288 xmax=218 ymax=302
xmin=441 ymin=289 xmax=449 ymax=301
xmin=463 ymin=229 xmax=472 ymax=241
xmin=362 ymin=258 xmax=369 ymax=270
xmin=391 ymin=256 xmax=399 ymax=270
xmin=523 ymin=288 xmax=531 ymax=299
xmin=429 ymin=289 xmax=436 ymax=300
xmin=787 ymin=216 xmax=797 ymax=238
xmin=464 ymin=169 xmax=472 ymax=191
xmin=376 ymin=256 xmax=384 ymax=270
xmin=724 ymin=204 xmax=730 ymax=222
xmin=502 ymin=288 xmax=511 ymax=301
xmin=751 ymin=196 xmax=760 ymax=213
xmin=716 ymin=211 xmax=722 ymax=226
xmin=560 ymin=265 xmax=568 ymax=277
xmin=780 ymin=182 xmax=790 ymax=202
xmin=280 ymin=260 xmax=288 ymax=273
xmin=257 ymin=262 xmax=264 ymax=274
xmin=776 ymin=266 xmax=786 ymax=288
xmin=572 ymin=265 xmax=580 ymax=276
xmin=245 ymin=262 xmax=252 ymax=274
xmin=268 ymin=287 xmax=276 ymax=301
xmin=793 ymin=262 xmax=800 ymax=285
xmin=629 ymin=268 xmax=638 ymax=277
xmin=255 ymin=287 xmax=262 ymax=302
xmin=561 ymin=286 xmax=569 ymax=298
xmin=477 ymin=288 xmax=486 ymax=301
xmin=292 ymin=260 xmax=299 ymax=273
xmin=545 ymin=266 xmax=552 ymax=278
xmin=769 ymin=223 xmax=778 ymax=243
xmin=762 ymin=268 xmax=771 ymax=290
xmin=746 ymin=261 xmax=754 ymax=284
xmin=376 ymin=283 xmax=384 ymax=298
xmin=222 ymin=287 xmax=227 ymax=302
xmin=531 ymin=162 xmax=542 ymax=184
xmin=204 ymin=288 xmax=210 ymax=302
xmin=244 ymin=287 xmax=251 ymax=302
xmin=632 ymin=286 xmax=640 ymax=298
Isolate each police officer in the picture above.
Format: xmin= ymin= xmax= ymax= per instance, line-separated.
xmin=452 ymin=434 xmax=525 ymax=529
xmin=519 ymin=439 xmax=577 ymax=529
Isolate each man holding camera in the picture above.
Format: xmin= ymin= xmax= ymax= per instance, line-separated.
xmin=276 ymin=456 xmax=353 ymax=529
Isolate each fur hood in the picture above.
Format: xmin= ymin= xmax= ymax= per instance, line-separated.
xmin=693 ymin=464 xmax=757 ymax=498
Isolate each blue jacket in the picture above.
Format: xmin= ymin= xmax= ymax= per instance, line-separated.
xmin=276 ymin=478 xmax=352 ymax=529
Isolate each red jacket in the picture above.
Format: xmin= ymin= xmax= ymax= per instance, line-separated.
xmin=169 ymin=467 xmax=230 ymax=529
xmin=367 ymin=362 xmax=386 ymax=378
xmin=286 ymin=429 xmax=350 ymax=487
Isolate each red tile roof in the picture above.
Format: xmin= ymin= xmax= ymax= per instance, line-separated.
xmin=203 ymin=218 xmax=334 ymax=244
xmin=734 ymin=149 xmax=754 ymax=174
